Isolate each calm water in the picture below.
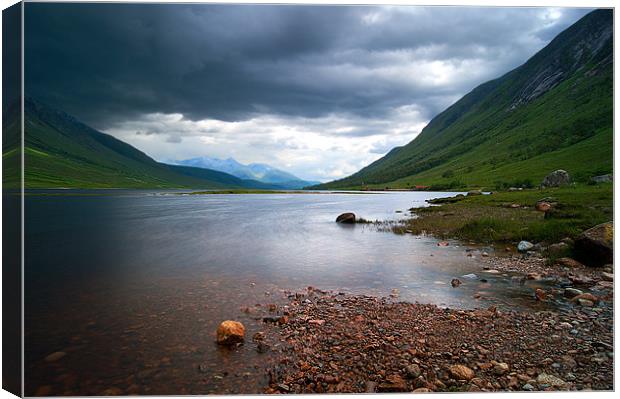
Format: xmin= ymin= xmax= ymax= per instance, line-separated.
xmin=24 ymin=190 xmax=558 ymax=395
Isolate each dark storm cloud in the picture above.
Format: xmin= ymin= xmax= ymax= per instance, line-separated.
xmin=25 ymin=3 xmax=592 ymax=129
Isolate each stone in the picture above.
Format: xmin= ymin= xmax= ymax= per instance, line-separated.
xmin=574 ymin=222 xmax=613 ymax=266
xmin=364 ymin=381 xmax=377 ymax=393
xmin=534 ymin=288 xmax=546 ymax=301
xmin=467 ymin=190 xmax=482 ymax=196
xmin=571 ymin=293 xmax=598 ymax=303
xmin=405 ymin=364 xmax=422 ymax=379
xmin=563 ymin=288 xmax=583 ymax=298
xmin=590 ymin=174 xmax=612 ymax=184
xmin=377 ymin=374 xmax=408 ymax=392
xmin=527 ymin=272 xmax=542 ymax=280
xmin=536 ymin=373 xmax=566 ymax=388
xmin=540 ymin=170 xmax=570 ymax=188
xmin=413 ymin=387 xmax=431 ymax=392
xmin=522 ymin=383 xmax=535 ymax=391
xmin=437 ymin=241 xmax=450 ymax=246
xmin=483 ymin=269 xmax=500 ymax=274
xmin=547 ymin=242 xmax=569 ymax=257
xmin=535 ymin=201 xmax=552 ymax=212
xmin=449 ymin=364 xmax=475 ymax=381
xmin=493 ymin=362 xmax=509 ymax=375
xmin=451 ymin=278 xmax=462 ymax=288
xmin=518 ymin=241 xmax=534 ymax=252
xmin=577 ymin=299 xmax=594 ymax=307
xmin=556 ymin=257 xmax=584 ymax=268
xmin=216 ymin=320 xmax=245 ymax=345
xmin=336 ymin=212 xmax=356 ymax=224
xmin=462 ymin=273 xmax=478 ymax=279
xmin=561 ymin=237 xmax=575 ymax=245
xmin=253 ymin=331 xmax=266 ymax=341
xmin=44 ymin=351 xmax=66 ymax=362
xmin=601 ymin=272 xmax=613 ymax=282
xmin=481 ymin=252 xmax=489 ymax=257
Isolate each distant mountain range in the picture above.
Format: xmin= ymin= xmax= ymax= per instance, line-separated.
xmin=171 ymin=156 xmax=320 ymax=189
xmin=314 ymin=9 xmax=612 ymax=190
xmin=3 ymin=98 xmax=285 ymax=189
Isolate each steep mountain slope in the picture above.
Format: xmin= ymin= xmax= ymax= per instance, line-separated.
xmin=173 ymin=156 xmax=320 ymax=189
xmin=15 ymin=98 xmax=278 ymax=189
xmin=316 ymin=9 xmax=612 ymax=190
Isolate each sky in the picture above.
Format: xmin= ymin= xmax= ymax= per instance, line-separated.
xmin=25 ymin=3 xmax=592 ymax=182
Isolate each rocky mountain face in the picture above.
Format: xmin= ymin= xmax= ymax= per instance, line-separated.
xmin=509 ymin=10 xmax=612 ymax=109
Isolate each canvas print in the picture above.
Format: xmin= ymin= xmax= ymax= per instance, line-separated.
xmin=1 ymin=1 xmax=614 ymax=396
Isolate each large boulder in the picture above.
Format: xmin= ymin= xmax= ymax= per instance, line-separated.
xmin=336 ymin=212 xmax=356 ymax=224
xmin=216 ymin=320 xmax=245 ymax=345
xmin=517 ymin=241 xmax=534 ymax=253
xmin=574 ymin=222 xmax=613 ymax=266
xmin=541 ymin=170 xmax=570 ymax=188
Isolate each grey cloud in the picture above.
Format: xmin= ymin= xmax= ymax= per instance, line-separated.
xmin=166 ymin=135 xmax=183 ymax=144
xmin=25 ymin=3 xmax=592 ymax=130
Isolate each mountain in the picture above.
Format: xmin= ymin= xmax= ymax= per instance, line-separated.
xmin=5 ymin=98 xmax=280 ymax=189
xmin=173 ymin=156 xmax=320 ymax=189
xmin=314 ymin=9 xmax=612 ymax=190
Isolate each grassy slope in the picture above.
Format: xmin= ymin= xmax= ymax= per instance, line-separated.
xmin=316 ymin=10 xmax=612 ymax=190
xmin=5 ymin=99 xmax=277 ymax=189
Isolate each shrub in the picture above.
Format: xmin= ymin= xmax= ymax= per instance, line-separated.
xmin=442 ymin=170 xmax=455 ymax=178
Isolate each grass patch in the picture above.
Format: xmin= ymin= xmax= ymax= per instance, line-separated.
xmin=397 ymin=183 xmax=612 ymax=245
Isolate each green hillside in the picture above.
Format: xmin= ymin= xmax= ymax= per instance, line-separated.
xmin=3 ymin=98 xmax=278 ymax=189
xmin=315 ymin=9 xmax=613 ymax=191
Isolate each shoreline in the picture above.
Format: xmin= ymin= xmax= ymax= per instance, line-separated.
xmin=258 ymin=286 xmax=613 ymax=393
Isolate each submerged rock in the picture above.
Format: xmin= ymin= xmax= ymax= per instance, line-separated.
xmin=541 ymin=170 xmax=570 ymax=188
xmin=563 ymin=288 xmax=583 ymax=298
xmin=574 ymin=222 xmax=613 ymax=266
xmin=336 ymin=212 xmax=356 ymax=224
xmin=451 ymin=278 xmax=462 ymax=287
xmin=571 ymin=293 xmax=598 ymax=303
xmin=216 ymin=320 xmax=245 ymax=345
xmin=44 ymin=351 xmax=66 ymax=362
